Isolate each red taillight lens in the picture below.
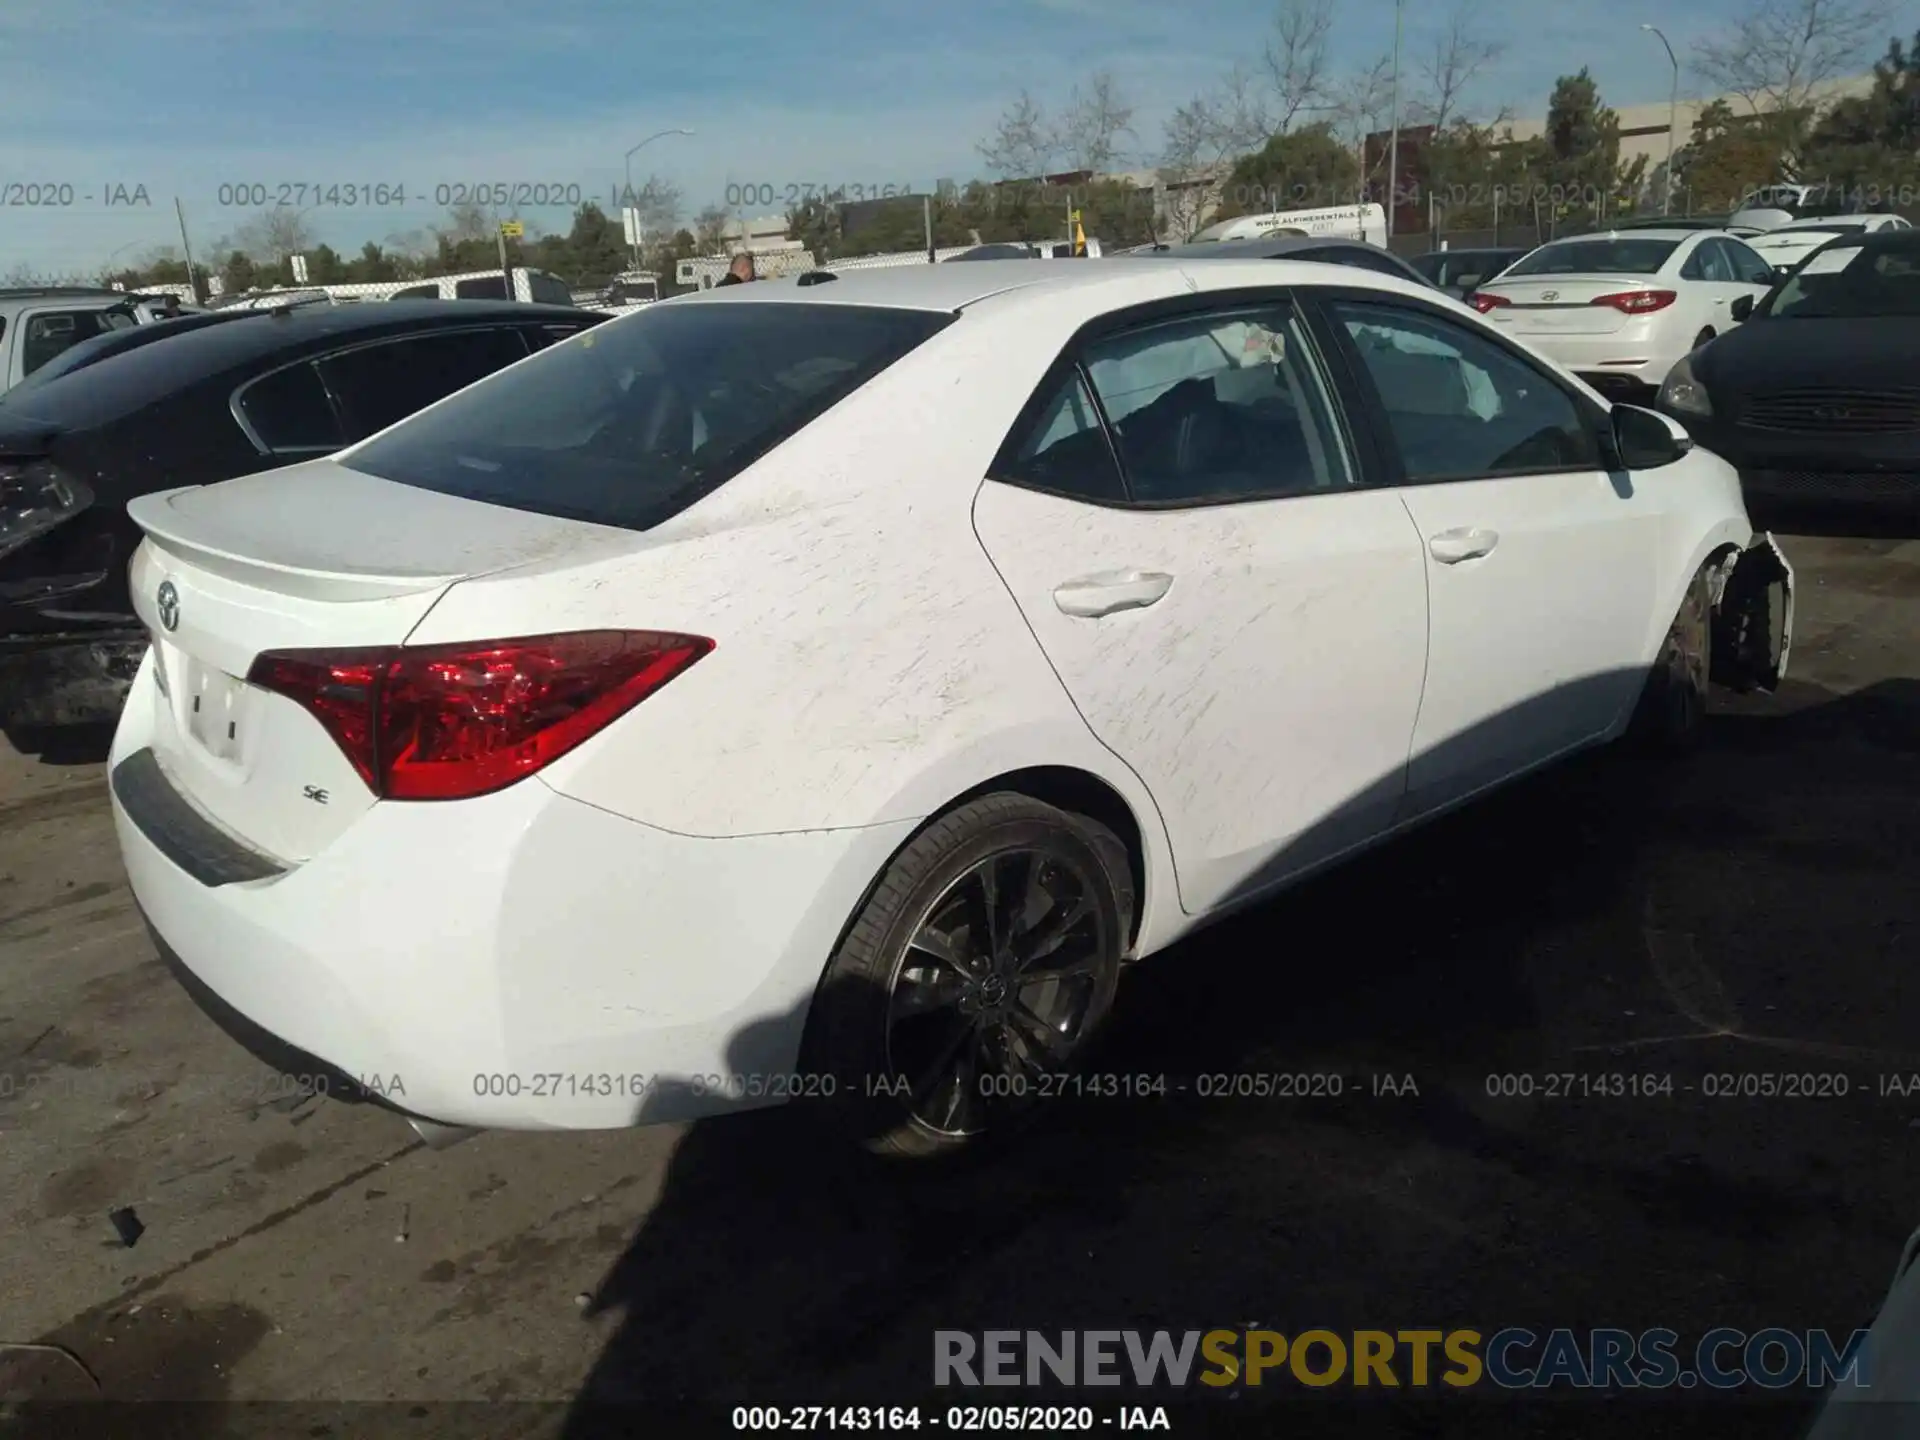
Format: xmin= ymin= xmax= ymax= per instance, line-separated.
xmin=1468 ymin=291 xmax=1510 ymax=313
xmin=1591 ymin=289 xmax=1677 ymax=314
xmin=246 ymin=630 xmax=713 ymax=801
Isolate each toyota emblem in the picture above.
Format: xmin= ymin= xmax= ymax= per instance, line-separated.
xmin=156 ymin=580 xmax=180 ymax=632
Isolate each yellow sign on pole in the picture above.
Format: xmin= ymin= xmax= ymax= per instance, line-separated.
xmin=499 ymin=221 xmax=524 ymax=239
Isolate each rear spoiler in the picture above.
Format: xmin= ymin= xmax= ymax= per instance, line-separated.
xmin=127 ymin=485 xmax=465 ymax=602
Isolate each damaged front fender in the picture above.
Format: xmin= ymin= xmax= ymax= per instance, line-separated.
xmin=1709 ymin=531 xmax=1794 ymax=694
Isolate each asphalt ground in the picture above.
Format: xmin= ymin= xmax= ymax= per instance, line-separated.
xmin=1 ymin=525 xmax=1915 ymax=1439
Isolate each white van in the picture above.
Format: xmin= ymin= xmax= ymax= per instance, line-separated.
xmin=370 ymin=268 xmax=575 ymax=304
xmin=1189 ymin=203 xmax=1388 ymax=249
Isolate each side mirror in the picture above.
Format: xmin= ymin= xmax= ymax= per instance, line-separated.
xmin=1612 ymin=404 xmax=1693 ymax=469
xmin=1729 ymin=294 xmax=1754 ymax=322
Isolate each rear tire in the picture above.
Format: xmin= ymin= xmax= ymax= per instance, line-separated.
xmin=1692 ymin=327 xmax=1715 ymax=350
xmin=800 ymin=793 xmax=1132 ymax=1159
xmin=1629 ymin=566 xmax=1713 ymax=752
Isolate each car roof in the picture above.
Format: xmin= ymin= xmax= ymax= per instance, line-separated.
xmin=1134 ymin=236 xmax=1396 ymax=262
xmin=669 ymin=259 xmax=1149 ymax=312
xmin=664 ymin=255 xmax=1440 ymax=317
xmin=1538 ymin=229 xmax=1701 ymax=243
xmin=82 ymin=298 xmax=593 ymax=371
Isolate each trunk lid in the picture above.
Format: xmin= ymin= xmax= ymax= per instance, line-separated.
xmin=124 ymin=459 xmax=631 ymax=865
xmin=1476 ymin=276 xmax=1652 ymax=335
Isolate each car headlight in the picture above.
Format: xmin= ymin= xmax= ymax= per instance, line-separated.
xmin=1657 ymin=354 xmax=1712 ymax=418
xmin=0 ymin=458 xmax=93 ymax=560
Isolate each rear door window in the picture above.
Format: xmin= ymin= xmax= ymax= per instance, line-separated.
xmin=339 ymin=301 xmax=953 ymax=530
xmin=526 ymin=272 xmax=573 ymax=305
xmin=20 ymin=308 xmax=126 ymax=376
xmin=234 ymin=361 xmax=344 ymax=452
xmin=453 ymin=276 xmax=509 ymax=300
xmin=318 ymin=327 xmax=532 ymax=439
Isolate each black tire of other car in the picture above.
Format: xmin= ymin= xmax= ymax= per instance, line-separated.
xmin=801 ymin=793 xmax=1132 ymax=1159
xmin=1692 ymin=328 xmax=1715 ymax=349
xmin=1629 ymin=565 xmax=1713 ymax=752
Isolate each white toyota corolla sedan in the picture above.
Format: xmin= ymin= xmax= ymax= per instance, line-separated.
xmin=108 ymin=258 xmax=1794 ymax=1157
xmin=1466 ymin=228 xmax=1779 ymax=404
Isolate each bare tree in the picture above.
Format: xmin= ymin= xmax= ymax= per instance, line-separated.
xmin=1409 ymin=6 xmax=1507 ymax=130
xmin=1328 ymin=55 xmax=1397 ymax=192
xmin=980 ymin=71 xmax=1137 ymax=179
xmin=629 ymin=173 xmax=684 ymax=237
xmin=1159 ymin=65 xmax=1274 ymax=238
xmin=1264 ymin=0 xmax=1335 ymax=132
xmin=693 ymin=203 xmax=731 ymax=253
xmin=1693 ymin=0 xmax=1893 ymax=118
xmin=435 ymin=202 xmax=496 ymax=245
xmin=1058 ymin=70 xmax=1138 ymax=172
xmin=232 ymin=206 xmax=316 ymax=263
xmin=978 ymin=90 xmax=1057 ymax=177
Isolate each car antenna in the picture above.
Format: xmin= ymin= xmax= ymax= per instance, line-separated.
xmin=796 ymin=270 xmax=838 ymax=285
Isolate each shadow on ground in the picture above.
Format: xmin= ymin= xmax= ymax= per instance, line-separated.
xmin=4 ymin=722 xmax=116 ymax=767
xmin=563 ymin=679 xmax=1920 ymax=1434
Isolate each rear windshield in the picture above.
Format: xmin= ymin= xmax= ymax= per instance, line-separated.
xmin=339 ymin=300 xmax=953 ymax=530
xmin=1503 ymin=239 xmax=1680 ymax=276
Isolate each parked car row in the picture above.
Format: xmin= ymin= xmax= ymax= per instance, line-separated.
xmin=48 ymin=247 xmax=1795 ymax=1160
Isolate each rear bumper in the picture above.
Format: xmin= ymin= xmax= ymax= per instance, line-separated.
xmin=109 ymin=656 xmax=916 ymax=1131
xmin=1494 ymin=327 xmax=1677 ymax=395
xmin=0 ymin=631 xmax=145 ymax=728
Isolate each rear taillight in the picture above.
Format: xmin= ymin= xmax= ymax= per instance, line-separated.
xmin=1591 ymin=289 xmax=1677 ymax=314
xmin=0 ymin=458 xmax=93 ymax=560
xmin=247 ymin=630 xmax=713 ymax=801
xmin=1467 ymin=292 xmax=1510 ymax=313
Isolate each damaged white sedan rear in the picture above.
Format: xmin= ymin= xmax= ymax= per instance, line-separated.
xmin=107 ymin=258 xmax=1792 ymax=1157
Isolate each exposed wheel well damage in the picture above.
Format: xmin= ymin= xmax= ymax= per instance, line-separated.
xmin=942 ymin=766 xmax=1148 ymax=953
xmin=1708 ymin=533 xmax=1794 ymax=693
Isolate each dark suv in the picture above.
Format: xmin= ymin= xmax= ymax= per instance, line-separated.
xmin=0 ymin=299 xmax=609 ymax=739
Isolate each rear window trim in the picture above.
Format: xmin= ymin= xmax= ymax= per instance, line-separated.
xmin=339 ymin=301 xmax=958 ymax=533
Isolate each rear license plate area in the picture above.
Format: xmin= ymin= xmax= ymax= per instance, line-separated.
xmin=184 ymin=656 xmax=249 ymax=762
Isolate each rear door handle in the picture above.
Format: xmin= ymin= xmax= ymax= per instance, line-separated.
xmin=1052 ymin=570 xmax=1174 ymax=618
xmin=1428 ymin=527 xmax=1498 ymax=564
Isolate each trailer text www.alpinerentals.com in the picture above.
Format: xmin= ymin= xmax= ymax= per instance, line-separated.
xmin=933 ymin=1327 xmax=1873 ymax=1391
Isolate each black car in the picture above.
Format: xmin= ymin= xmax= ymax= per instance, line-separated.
xmin=1125 ymin=235 xmax=1441 ymax=289
xmin=1654 ymin=229 xmax=1920 ymax=515
xmin=0 ymin=299 xmax=609 ymax=736
xmin=1404 ymin=246 xmax=1527 ymax=299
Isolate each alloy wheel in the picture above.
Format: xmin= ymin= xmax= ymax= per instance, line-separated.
xmin=884 ymin=845 xmax=1112 ymax=1139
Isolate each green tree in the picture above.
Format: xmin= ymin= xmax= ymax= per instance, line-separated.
xmin=1803 ymin=29 xmax=1920 ymax=203
xmin=346 ymin=242 xmax=398 ymax=282
xmin=1209 ymin=123 xmax=1360 ymax=222
xmin=1673 ymin=99 xmax=1786 ymax=212
xmin=219 ymin=249 xmax=258 ymax=295
xmin=306 ymin=243 xmax=347 ymax=284
xmin=564 ymin=202 xmax=627 ymax=287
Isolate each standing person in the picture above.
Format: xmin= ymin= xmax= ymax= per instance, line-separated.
xmin=715 ymin=252 xmax=756 ymax=286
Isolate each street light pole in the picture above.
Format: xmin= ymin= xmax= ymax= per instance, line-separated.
xmin=1386 ymin=0 xmax=1404 ymax=241
xmin=623 ymin=127 xmax=694 ymax=268
xmin=1643 ymin=25 xmax=1680 ymax=216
